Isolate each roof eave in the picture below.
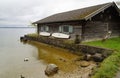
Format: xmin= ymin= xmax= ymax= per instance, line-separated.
xmin=84 ymin=2 xmax=113 ymax=20
xmin=113 ymin=2 xmax=120 ymax=15
xmin=34 ymin=19 xmax=85 ymax=25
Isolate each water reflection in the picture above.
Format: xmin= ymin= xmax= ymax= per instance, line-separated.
xmin=28 ymin=41 xmax=80 ymax=72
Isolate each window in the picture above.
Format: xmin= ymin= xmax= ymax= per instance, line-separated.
xmin=59 ymin=25 xmax=73 ymax=33
xmin=41 ymin=26 xmax=49 ymax=32
xmin=63 ymin=26 xmax=69 ymax=32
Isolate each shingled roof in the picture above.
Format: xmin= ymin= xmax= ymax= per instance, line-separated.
xmin=34 ymin=2 xmax=120 ymax=24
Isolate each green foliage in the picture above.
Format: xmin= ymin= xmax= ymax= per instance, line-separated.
xmin=92 ymin=51 xmax=120 ymax=78
xmin=27 ymin=33 xmax=39 ymax=37
xmin=83 ymin=37 xmax=120 ymax=78
xmin=28 ymin=21 xmax=37 ymax=27
xmin=83 ymin=37 xmax=120 ymax=51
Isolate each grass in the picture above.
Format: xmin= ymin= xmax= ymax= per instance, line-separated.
xmin=27 ymin=33 xmax=39 ymax=37
xmin=92 ymin=51 xmax=120 ymax=78
xmin=83 ymin=37 xmax=120 ymax=78
xmin=83 ymin=37 xmax=120 ymax=51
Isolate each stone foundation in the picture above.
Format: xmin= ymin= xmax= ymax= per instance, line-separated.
xmin=23 ymin=35 xmax=113 ymax=58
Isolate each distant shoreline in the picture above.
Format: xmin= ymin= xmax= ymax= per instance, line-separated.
xmin=0 ymin=27 xmax=35 ymax=28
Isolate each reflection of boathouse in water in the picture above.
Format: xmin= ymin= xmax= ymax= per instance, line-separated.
xmin=33 ymin=2 xmax=120 ymax=41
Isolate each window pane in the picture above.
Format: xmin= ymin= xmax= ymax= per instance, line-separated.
xmin=63 ymin=26 xmax=69 ymax=32
xmin=40 ymin=26 xmax=44 ymax=31
xmin=59 ymin=26 xmax=62 ymax=32
xmin=40 ymin=26 xmax=49 ymax=32
xmin=46 ymin=26 xmax=49 ymax=31
xmin=69 ymin=26 xmax=73 ymax=33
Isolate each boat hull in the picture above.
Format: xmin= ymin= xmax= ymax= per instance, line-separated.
xmin=52 ymin=33 xmax=70 ymax=39
xmin=39 ymin=32 xmax=51 ymax=37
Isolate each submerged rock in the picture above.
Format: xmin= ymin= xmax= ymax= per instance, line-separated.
xmin=59 ymin=58 xmax=66 ymax=62
xmin=80 ymin=61 xmax=90 ymax=67
xmin=45 ymin=64 xmax=59 ymax=76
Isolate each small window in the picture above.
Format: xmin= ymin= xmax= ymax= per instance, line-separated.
xmin=63 ymin=26 xmax=69 ymax=32
xmin=59 ymin=25 xmax=73 ymax=33
xmin=41 ymin=26 xmax=49 ymax=32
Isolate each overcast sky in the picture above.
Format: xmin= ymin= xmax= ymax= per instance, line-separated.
xmin=0 ymin=0 xmax=120 ymax=27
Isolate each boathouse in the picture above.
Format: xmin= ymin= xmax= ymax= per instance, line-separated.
xmin=33 ymin=2 xmax=120 ymax=41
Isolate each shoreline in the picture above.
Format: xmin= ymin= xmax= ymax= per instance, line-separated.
xmin=26 ymin=40 xmax=97 ymax=78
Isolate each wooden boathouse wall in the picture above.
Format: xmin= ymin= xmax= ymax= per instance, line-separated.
xmin=36 ymin=6 xmax=120 ymax=41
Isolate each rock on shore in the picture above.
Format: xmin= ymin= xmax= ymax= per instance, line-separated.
xmin=45 ymin=64 xmax=59 ymax=76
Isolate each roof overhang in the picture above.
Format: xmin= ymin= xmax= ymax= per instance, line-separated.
xmin=114 ymin=2 xmax=120 ymax=15
xmin=32 ymin=2 xmax=120 ymax=24
xmin=84 ymin=2 xmax=120 ymax=20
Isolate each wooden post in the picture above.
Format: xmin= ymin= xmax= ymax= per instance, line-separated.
xmin=106 ymin=23 xmax=109 ymax=32
xmin=81 ymin=25 xmax=85 ymax=41
xmin=81 ymin=21 xmax=87 ymax=41
xmin=37 ymin=25 xmax=39 ymax=34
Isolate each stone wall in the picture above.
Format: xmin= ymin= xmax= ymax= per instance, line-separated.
xmin=23 ymin=35 xmax=113 ymax=57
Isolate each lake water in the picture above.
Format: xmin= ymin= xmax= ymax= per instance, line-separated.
xmin=0 ymin=28 xmax=80 ymax=78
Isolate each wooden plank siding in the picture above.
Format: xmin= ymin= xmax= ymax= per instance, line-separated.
xmin=34 ymin=2 xmax=120 ymax=41
xmin=83 ymin=21 xmax=108 ymax=40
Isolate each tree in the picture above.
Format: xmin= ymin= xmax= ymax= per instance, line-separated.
xmin=28 ymin=21 xmax=37 ymax=27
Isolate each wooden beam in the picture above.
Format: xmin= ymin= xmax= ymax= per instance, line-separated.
xmin=37 ymin=25 xmax=39 ymax=34
xmin=81 ymin=21 xmax=87 ymax=41
xmin=81 ymin=25 xmax=85 ymax=41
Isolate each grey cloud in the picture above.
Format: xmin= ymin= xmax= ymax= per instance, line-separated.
xmin=0 ymin=0 xmax=119 ymax=27
xmin=0 ymin=18 xmax=6 ymax=21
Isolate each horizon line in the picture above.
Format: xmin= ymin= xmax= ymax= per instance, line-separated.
xmin=0 ymin=26 xmax=35 ymax=28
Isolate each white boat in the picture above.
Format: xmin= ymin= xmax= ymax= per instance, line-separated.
xmin=39 ymin=32 xmax=51 ymax=37
xmin=52 ymin=33 xmax=70 ymax=39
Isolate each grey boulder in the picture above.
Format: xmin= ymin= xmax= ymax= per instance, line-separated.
xmin=45 ymin=64 xmax=59 ymax=76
